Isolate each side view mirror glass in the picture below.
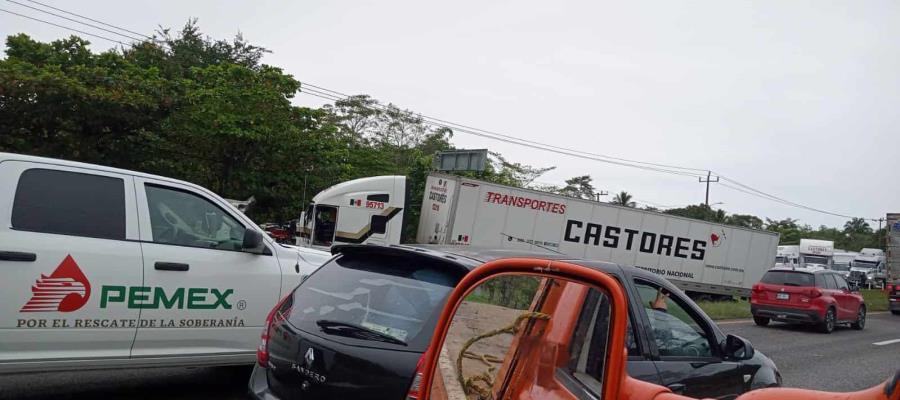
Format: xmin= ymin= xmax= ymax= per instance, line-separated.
xmin=241 ymin=229 xmax=265 ymax=254
xmin=421 ymin=259 xmax=630 ymax=400
xmin=721 ymin=334 xmax=754 ymax=361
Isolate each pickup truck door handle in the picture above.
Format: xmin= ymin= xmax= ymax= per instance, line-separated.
xmin=0 ymin=251 xmax=37 ymax=262
xmin=666 ymin=383 xmax=686 ymax=394
xmin=154 ymin=262 xmax=189 ymax=271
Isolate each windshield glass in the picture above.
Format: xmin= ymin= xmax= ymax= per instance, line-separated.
xmin=853 ymin=260 xmax=878 ymax=269
xmin=775 ymin=256 xmax=786 ymax=263
xmin=803 ymin=255 xmax=828 ymax=266
xmin=832 ymin=262 xmax=850 ymax=271
xmin=289 ymin=251 xmax=465 ymax=351
xmin=761 ymin=271 xmax=815 ymax=287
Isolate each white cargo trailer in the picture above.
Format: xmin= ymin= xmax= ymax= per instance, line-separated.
xmin=300 ymin=173 xmax=780 ymax=297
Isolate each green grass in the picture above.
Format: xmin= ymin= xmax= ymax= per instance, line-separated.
xmin=861 ymin=289 xmax=888 ymax=312
xmin=696 ymin=289 xmax=890 ymax=320
xmin=696 ymin=299 xmax=753 ymax=320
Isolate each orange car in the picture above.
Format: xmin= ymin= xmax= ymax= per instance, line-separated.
xmin=416 ymin=258 xmax=900 ymax=400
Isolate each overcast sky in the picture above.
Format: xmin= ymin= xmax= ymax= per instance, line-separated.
xmin=3 ymin=0 xmax=898 ymax=229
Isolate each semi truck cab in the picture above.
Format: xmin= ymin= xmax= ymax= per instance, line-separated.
xmin=297 ymin=176 xmax=406 ymax=250
xmin=798 ymin=239 xmax=834 ymax=270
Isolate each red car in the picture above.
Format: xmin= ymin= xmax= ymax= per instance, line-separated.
xmin=751 ymin=267 xmax=866 ymax=333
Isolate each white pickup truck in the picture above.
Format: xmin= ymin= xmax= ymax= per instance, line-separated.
xmin=0 ymin=153 xmax=330 ymax=373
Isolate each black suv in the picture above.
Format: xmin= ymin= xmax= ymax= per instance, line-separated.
xmin=249 ymin=245 xmax=780 ymax=400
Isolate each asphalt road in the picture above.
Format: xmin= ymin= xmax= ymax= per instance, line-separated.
xmin=1 ymin=313 xmax=898 ymax=399
xmin=720 ymin=311 xmax=900 ymax=392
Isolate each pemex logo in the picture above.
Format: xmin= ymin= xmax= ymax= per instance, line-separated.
xmin=20 ymin=255 xmax=91 ymax=313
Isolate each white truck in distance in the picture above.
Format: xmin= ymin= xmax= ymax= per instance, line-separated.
xmin=797 ymin=239 xmax=834 ymax=270
xmin=850 ymin=248 xmax=886 ymax=287
xmin=298 ymin=173 xmax=780 ymax=297
xmin=0 ymin=153 xmax=330 ymax=374
xmin=775 ymin=245 xmax=799 ymax=268
xmin=832 ymin=250 xmax=858 ymax=278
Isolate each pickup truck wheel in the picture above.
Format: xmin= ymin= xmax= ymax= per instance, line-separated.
xmin=753 ymin=316 xmax=770 ymax=326
xmin=851 ymin=306 xmax=866 ymax=330
xmin=819 ymin=308 xmax=835 ymax=333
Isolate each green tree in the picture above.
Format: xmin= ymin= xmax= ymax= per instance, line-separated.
xmin=843 ymin=218 xmax=872 ymax=235
xmin=611 ymin=191 xmax=636 ymax=207
xmin=558 ymin=175 xmax=595 ymax=200
xmin=726 ymin=214 xmax=764 ymax=229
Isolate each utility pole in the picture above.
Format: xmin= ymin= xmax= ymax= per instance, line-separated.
xmin=875 ymin=218 xmax=885 ymax=231
xmin=593 ymin=190 xmax=609 ymax=203
xmin=699 ymin=171 xmax=719 ymax=207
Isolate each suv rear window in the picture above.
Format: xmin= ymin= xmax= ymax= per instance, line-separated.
xmin=12 ymin=168 xmax=126 ymax=240
xmin=289 ymin=251 xmax=466 ymax=351
xmin=761 ymin=271 xmax=814 ymax=287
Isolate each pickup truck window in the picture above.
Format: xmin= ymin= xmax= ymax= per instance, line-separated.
xmin=634 ymin=280 xmax=713 ymax=359
xmin=12 ymin=168 xmax=126 ymax=240
xmin=563 ymin=287 xmax=610 ymax=397
xmin=145 ymin=184 xmax=246 ymax=251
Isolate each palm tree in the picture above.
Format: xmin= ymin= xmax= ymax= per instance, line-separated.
xmin=611 ymin=191 xmax=636 ymax=207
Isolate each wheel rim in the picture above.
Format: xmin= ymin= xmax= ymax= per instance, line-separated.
xmin=826 ymin=310 xmax=834 ymax=331
xmin=858 ymin=308 xmax=866 ymax=327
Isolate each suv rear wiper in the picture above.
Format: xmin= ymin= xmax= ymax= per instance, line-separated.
xmin=315 ymin=320 xmax=408 ymax=346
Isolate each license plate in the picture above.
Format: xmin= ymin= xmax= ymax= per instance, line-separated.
xmin=776 ymin=293 xmax=790 ymax=300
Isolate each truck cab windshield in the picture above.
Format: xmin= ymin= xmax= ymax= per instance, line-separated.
xmin=802 ymin=255 xmax=828 ymax=267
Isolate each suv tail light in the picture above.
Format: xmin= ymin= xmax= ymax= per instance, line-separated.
xmin=258 ymin=293 xmax=293 ymax=368
xmin=406 ymin=351 xmax=427 ymax=399
xmin=806 ymin=288 xmax=822 ymax=299
xmin=750 ymin=284 xmax=765 ymax=300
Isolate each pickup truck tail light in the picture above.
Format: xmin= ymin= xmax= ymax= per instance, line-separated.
xmin=258 ymin=292 xmax=293 ymax=367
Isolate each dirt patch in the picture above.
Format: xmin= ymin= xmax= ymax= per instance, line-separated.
xmin=440 ymin=301 xmax=525 ymax=396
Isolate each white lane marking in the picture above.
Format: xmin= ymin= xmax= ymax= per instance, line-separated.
xmin=873 ymin=338 xmax=900 ymax=346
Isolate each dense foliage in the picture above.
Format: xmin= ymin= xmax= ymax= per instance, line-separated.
xmin=0 ymin=24 xmax=884 ymax=249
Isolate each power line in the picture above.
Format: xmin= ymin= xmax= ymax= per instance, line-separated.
xmin=0 ymin=8 xmax=128 ymax=46
xmin=20 ymin=0 xmax=152 ymax=40
xmin=300 ymin=83 xmax=874 ymax=220
xmin=299 ymin=87 xmax=706 ymax=178
xmin=6 ymin=0 xmax=145 ymax=42
xmin=301 ymin=82 xmax=710 ymax=174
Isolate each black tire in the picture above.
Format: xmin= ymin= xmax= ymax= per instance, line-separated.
xmin=892 ymin=310 xmax=900 ymax=316
xmin=818 ymin=308 xmax=836 ymax=333
xmin=753 ymin=316 xmax=770 ymax=326
xmin=851 ymin=306 xmax=866 ymax=330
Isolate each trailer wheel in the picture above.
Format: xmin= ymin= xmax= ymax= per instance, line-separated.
xmin=753 ymin=316 xmax=770 ymax=326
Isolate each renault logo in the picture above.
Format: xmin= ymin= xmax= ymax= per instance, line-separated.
xmin=305 ymin=347 xmax=315 ymax=366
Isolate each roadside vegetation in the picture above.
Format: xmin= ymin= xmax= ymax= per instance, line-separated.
xmin=697 ymin=289 xmax=889 ymax=321
xmin=860 ymin=289 xmax=888 ymax=312
xmin=697 ymin=299 xmax=753 ymax=320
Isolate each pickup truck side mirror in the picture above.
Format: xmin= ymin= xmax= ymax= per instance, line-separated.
xmin=721 ymin=334 xmax=755 ymax=361
xmin=241 ymin=229 xmax=266 ymax=254
xmin=419 ymin=259 xmax=632 ymax=399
